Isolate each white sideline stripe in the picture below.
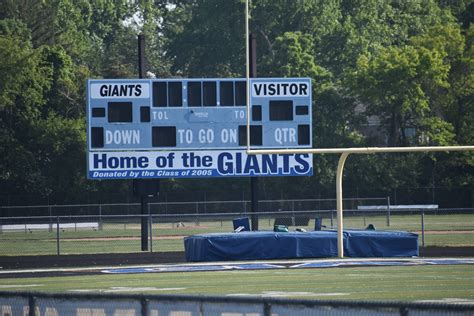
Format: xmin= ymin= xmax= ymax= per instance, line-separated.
xmin=69 ymin=287 xmax=186 ymax=293
xmin=0 ymin=284 xmax=42 ymax=288
xmin=228 ymin=291 xmax=350 ymax=298
xmin=357 ymin=205 xmax=438 ymax=210
xmin=1 ymin=222 xmax=99 ymax=231
xmin=1 ymin=258 xmax=473 ymax=275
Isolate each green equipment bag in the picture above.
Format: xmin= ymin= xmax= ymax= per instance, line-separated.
xmin=273 ymin=225 xmax=289 ymax=232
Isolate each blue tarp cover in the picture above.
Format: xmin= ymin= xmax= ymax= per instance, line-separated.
xmin=184 ymin=230 xmax=418 ymax=262
xmin=344 ymin=229 xmax=419 ymax=257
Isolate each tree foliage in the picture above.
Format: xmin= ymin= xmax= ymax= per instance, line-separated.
xmin=0 ymin=0 xmax=472 ymax=203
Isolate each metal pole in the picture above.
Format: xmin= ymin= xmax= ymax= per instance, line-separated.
xmin=249 ymin=32 xmax=259 ymax=231
xmin=149 ymin=211 xmax=153 ymax=253
xmin=99 ymin=204 xmax=103 ymax=230
xmin=195 ymin=202 xmax=199 ymax=226
xmin=251 ymin=177 xmax=259 ymax=230
xmin=137 ymin=33 xmax=151 ymax=252
xmin=263 ymin=302 xmax=271 ymax=316
xmin=138 ymin=33 xmax=146 ymax=78
xmin=421 ymin=211 xmax=425 ymax=247
xmin=386 ymin=196 xmax=391 ymax=227
xmin=336 ymin=152 xmax=350 ymax=258
xmin=141 ymin=298 xmax=149 ymax=316
xmin=56 ymin=216 xmax=60 ymax=256
xmin=141 ymin=195 xmax=149 ymax=251
xmin=48 ymin=206 xmax=52 ymax=232
xmin=28 ymin=295 xmax=36 ymax=316
xmin=245 ymin=0 xmax=250 ymax=151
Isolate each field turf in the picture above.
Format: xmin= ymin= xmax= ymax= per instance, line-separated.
xmin=0 ymin=265 xmax=473 ymax=301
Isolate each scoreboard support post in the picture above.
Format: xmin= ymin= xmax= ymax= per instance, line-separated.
xmin=249 ymin=33 xmax=259 ymax=231
xmin=133 ymin=179 xmax=160 ymax=251
xmin=140 ymin=194 xmax=149 ymax=251
xmin=137 ymin=33 xmax=153 ymax=251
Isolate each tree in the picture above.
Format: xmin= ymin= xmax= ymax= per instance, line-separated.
xmin=0 ymin=0 xmax=471 ymax=204
xmin=414 ymin=24 xmax=474 ymax=187
xmin=438 ymin=0 xmax=474 ymax=28
xmin=351 ymin=44 xmax=451 ymax=146
xmin=0 ymin=34 xmax=51 ymax=194
xmin=166 ymin=0 xmax=246 ymax=77
xmin=0 ymin=24 xmax=88 ymax=197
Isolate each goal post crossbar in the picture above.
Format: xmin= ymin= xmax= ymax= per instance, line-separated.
xmin=246 ymin=146 xmax=474 ymax=258
xmin=246 ymin=146 xmax=474 ymax=155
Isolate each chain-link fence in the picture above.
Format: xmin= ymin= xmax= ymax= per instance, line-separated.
xmin=1 ymin=186 xmax=473 ymax=209
xmin=0 ymin=199 xmax=472 ymax=256
xmin=0 ymin=197 xmax=389 ymax=217
xmin=0 ymin=291 xmax=473 ymax=315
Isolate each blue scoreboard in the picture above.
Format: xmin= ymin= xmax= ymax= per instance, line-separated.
xmin=86 ymin=78 xmax=313 ymax=179
xmin=87 ymin=78 xmax=311 ymax=150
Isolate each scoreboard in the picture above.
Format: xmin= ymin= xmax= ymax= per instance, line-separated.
xmin=86 ymin=78 xmax=313 ymax=179
xmin=87 ymin=78 xmax=312 ymax=150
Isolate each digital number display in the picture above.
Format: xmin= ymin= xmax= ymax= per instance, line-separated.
xmin=108 ymin=102 xmax=133 ymax=123
xmin=270 ymin=100 xmax=293 ymax=121
xmin=87 ymin=78 xmax=312 ymax=151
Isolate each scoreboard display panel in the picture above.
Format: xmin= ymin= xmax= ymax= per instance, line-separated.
xmin=87 ymin=78 xmax=312 ymax=151
xmin=86 ymin=77 xmax=313 ymax=179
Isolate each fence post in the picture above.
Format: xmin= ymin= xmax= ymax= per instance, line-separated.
xmin=195 ymin=203 xmax=199 ymax=226
xmin=28 ymin=295 xmax=36 ymax=316
xmin=400 ymin=306 xmax=409 ymax=316
xmin=421 ymin=211 xmax=425 ymax=247
xmin=199 ymin=300 xmax=204 ymax=316
xmin=141 ymin=297 xmax=149 ymax=316
xmin=149 ymin=211 xmax=153 ymax=253
xmin=263 ymin=302 xmax=271 ymax=316
xmin=56 ymin=216 xmax=60 ymax=256
xmin=99 ymin=204 xmax=103 ymax=231
xmin=49 ymin=206 xmax=53 ymax=232
xmin=386 ymin=196 xmax=391 ymax=227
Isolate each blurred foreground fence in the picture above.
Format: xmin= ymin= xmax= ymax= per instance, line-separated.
xmin=0 ymin=198 xmax=473 ymax=256
xmin=1 ymin=291 xmax=473 ymax=316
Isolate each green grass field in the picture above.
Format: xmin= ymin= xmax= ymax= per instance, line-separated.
xmin=0 ymin=214 xmax=472 ymax=255
xmin=0 ymin=265 xmax=473 ymax=301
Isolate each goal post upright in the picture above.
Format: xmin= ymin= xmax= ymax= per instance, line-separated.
xmin=336 ymin=152 xmax=349 ymax=258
